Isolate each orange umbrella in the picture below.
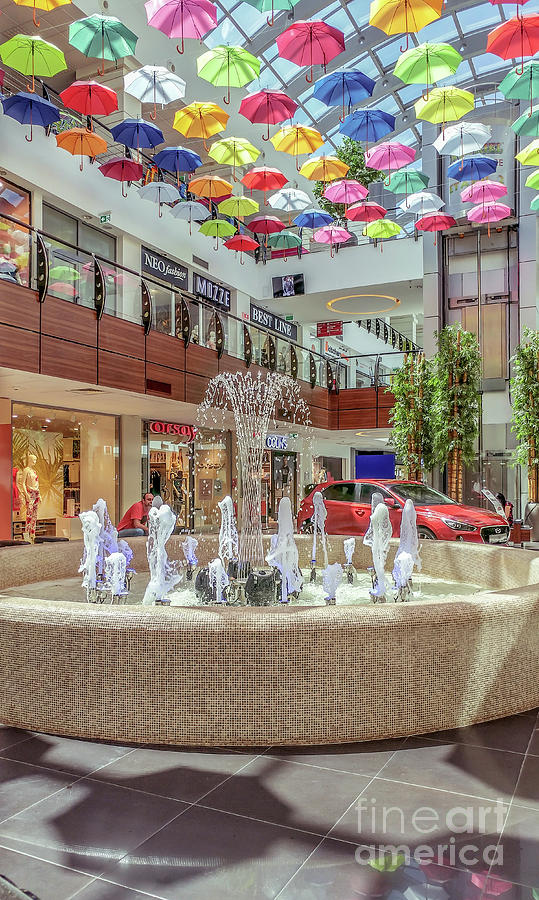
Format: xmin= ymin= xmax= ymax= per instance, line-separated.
xmin=56 ymin=127 xmax=107 ymax=170
xmin=189 ymin=174 xmax=232 ymax=199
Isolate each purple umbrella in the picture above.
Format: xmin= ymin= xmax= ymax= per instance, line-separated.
xmin=313 ymin=224 xmax=351 ymax=258
xmin=145 ymin=0 xmax=217 ymax=54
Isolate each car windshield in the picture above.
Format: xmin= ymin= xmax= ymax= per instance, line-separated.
xmin=391 ymin=483 xmax=457 ymax=506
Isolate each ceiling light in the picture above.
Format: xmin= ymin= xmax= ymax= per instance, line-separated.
xmin=326 ymin=294 xmax=401 ymax=316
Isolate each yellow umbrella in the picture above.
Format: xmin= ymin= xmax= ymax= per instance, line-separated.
xmin=208 ymin=136 xmax=260 ymax=180
xmin=189 ymin=175 xmax=233 ymax=200
xmin=299 ymin=155 xmax=349 ymax=182
xmin=415 ymin=87 xmax=474 ymax=131
xmin=12 ymin=0 xmax=71 ymax=29
xmin=270 ymin=124 xmax=324 ymax=171
xmin=370 ymin=0 xmax=443 ymax=51
xmin=516 ymin=139 xmax=539 ymax=165
xmin=218 ymin=195 xmax=259 ymax=218
xmin=173 ymin=101 xmax=229 ymax=150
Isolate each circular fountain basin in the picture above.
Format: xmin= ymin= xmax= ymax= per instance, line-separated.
xmin=0 ymin=538 xmax=538 ymax=746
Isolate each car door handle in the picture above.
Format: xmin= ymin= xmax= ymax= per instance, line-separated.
xmin=353 ymin=509 xmax=365 ymax=516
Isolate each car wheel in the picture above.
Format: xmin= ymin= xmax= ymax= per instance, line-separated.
xmin=418 ymin=526 xmax=437 ymax=540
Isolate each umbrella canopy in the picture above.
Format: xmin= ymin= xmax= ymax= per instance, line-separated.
xmin=199 ymin=218 xmax=236 ymax=239
xmin=208 ymin=136 xmax=260 ymax=179
xmin=276 ymin=20 xmax=345 ymax=83
xmin=59 ymin=81 xmax=117 ymax=126
xmin=197 ymin=45 xmax=260 ymax=105
xmin=0 ymin=34 xmax=66 ymax=92
xmin=339 ymin=108 xmax=395 ymax=146
xmin=365 ymin=141 xmax=415 ymax=175
xmin=247 ymin=215 xmax=286 ymax=235
xmin=313 ymin=224 xmax=351 ymax=257
xmin=56 ymin=127 xmax=107 ymax=170
xmin=69 ymin=14 xmax=138 ymax=76
xmin=239 ymin=90 xmax=298 ymax=141
xmin=293 ymin=209 xmax=334 ymax=228
xmin=124 ymin=66 xmax=186 ymax=120
xmin=529 ymin=194 xmax=539 ymax=211
xmin=153 ymin=146 xmax=202 ymax=175
xmin=242 ymin=0 xmax=301 ymax=28
xmin=313 ymin=70 xmax=375 ymax=122
xmin=268 ymin=230 xmax=302 ymax=250
xmin=139 ymin=181 xmax=181 ymax=217
xmin=394 ymin=42 xmax=462 ymax=93
xmin=49 ymin=265 xmax=80 ymax=282
xmin=415 ymin=87 xmax=474 ymax=128
xmin=369 ymin=0 xmax=443 ymax=51
xmin=324 ymin=179 xmax=369 ymax=205
xmin=384 ymin=168 xmax=429 ymax=193
xmin=346 ymin=200 xmax=386 ymax=222
xmin=512 ymin=105 xmax=539 ymax=137
xmin=461 ymin=180 xmax=508 ymax=204
xmin=299 ymin=155 xmax=349 ymax=182
xmin=173 ymin=101 xmax=229 ymax=148
xmin=242 ymin=166 xmax=288 ymax=202
xmin=487 ymin=15 xmax=539 ymax=73
xmin=399 ymin=190 xmax=444 ymax=214
xmin=415 ymin=213 xmax=456 ymax=243
xmin=364 ymin=219 xmax=402 ymax=245
xmin=171 ymin=200 xmax=211 ymax=233
xmin=516 ymin=138 xmax=539 ymax=164
xmin=433 ymin=121 xmax=491 ymax=157
xmin=467 ymin=202 xmax=511 ymax=226
xmin=1 ymin=90 xmax=59 ymax=141
xmin=525 ymin=168 xmax=539 ymax=189
xmin=99 ymin=156 xmax=143 ymax=196
xmin=447 ymin=155 xmax=498 ymax=180
xmin=145 ymin=0 xmax=217 ymax=54
xmin=110 ymin=117 xmax=164 ymax=150
xmin=49 ymin=282 xmax=78 ymax=297
xmin=12 ymin=0 xmax=71 ymax=29
xmin=271 ymin=124 xmax=324 ymax=170
xmin=219 ymin=196 xmax=259 ymax=218
xmin=224 ymin=232 xmax=259 ymax=264
xmin=499 ymin=61 xmax=539 ymax=116
xmin=269 ymin=188 xmax=310 ymax=215
xmin=189 ymin=175 xmax=233 ymax=199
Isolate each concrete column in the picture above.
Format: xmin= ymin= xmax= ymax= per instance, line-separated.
xmin=0 ymin=399 xmax=12 ymax=540
xmin=120 ymin=415 xmax=143 ymax=516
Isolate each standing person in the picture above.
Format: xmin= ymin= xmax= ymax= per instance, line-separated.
xmin=117 ymin=492 xmax=153 ymax=536
xmin=496 ymin=492 xmax=514 ymax=526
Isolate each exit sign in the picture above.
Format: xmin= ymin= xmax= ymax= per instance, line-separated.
xmin=99 ymin=211 xmax=111 ymax=225
xmin=285 ymin=315 xmax=294 ymax=321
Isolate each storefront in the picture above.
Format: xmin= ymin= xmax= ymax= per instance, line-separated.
xmin=262 ymin=433 xmax=298 ymax=526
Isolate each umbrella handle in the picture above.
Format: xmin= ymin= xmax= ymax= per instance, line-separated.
xmin=296 ymin=157 xmax=301 ymax=172
xmin=262 ymin=123 xmax=270 ymax=141
xmin=176 ymin=40 xmax=185 ymax=54
xmin=159 ymin=204 xmax=163 ymax=218
xmin=264 ymin=193 xmax=269 ymax=206
xmin=240 ymin=253 xmax=245 ymax=265
xmin=80 ymin=158 xmax=84 ymax=172
xmin=223 ymin=90 xmax=231 ymax=105
xmin=33 ymin=0 xmax=40 ymax=27
xmin=25 ymin=110 xmax=33 ymax=142
xmin=122 ymin=182 xmax=128 ymax=198
xmin=330 ymin=244 xmax=334 ymax=259
xmin=306 ymin=68 xmax=314 ymax=83
xmin=267 ymin=12 xmax=275 ymax=26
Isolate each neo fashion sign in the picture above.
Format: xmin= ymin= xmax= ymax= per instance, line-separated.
xmin=250 ymin=303 xmax=298 ymax=342
xmin=141 ymin=247 xmax=188 ymax=290
xmin=266 ymin=434 xmax=288 ymax=450
xmin=149 ymin=421 xmax=197 ymax=442
xmin=193 ymin=273 xmax=231 ymax=309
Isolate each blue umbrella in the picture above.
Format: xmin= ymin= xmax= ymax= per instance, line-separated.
xmin=110 ymin=117 xmax=163 ymax=150
xmin=293 ymin=208 xmax=334 ymax=229
xmin=2 ymin=91 xmax=59 ymax=142
xmin=339 ymin=109 xmax=395 ymax=147
xmin=153 ymin=146 xmax=202 ymax=179
xmin=313 ymin=70 xmax=376 ymax=122
xmin=447 ymin=155 xmax=498 ymax=182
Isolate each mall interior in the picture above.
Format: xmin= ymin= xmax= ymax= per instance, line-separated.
xmin=0 ymin=0 xmax=538 ymax=897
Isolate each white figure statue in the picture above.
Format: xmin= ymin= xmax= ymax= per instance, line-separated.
xmin=93 ymin=498 xmax=118 ymax=576
xmin=143 ymin=504 xmax=181 ymax=605
xmin=369 ymin=502 xmax=392 ymax=603
xmin=363 ymin=492 xmax=384 ymax=548
xmin=218 ymin=495 xmax=239 ymax=568
xmin=266 ymin=497 xmax=303 ymax=603
xmin=343 ymin=537 xmax=356 ymax=584
xmin=311 ymin=490 xmax=329 ymax=578
xmin=393 ymin=499 xmax=421 ymax=601
xmin=79 ymin=510 xmax=101 ymax=599
xmin=322 ymin=562 xmax=343 ymax=605
xmin=104 ymin=551 xmax=127 ymax=600
xmin=209 ymin=557 xmax=229 ymax=603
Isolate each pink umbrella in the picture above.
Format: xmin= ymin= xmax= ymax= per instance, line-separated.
xmin=99 ymin=157 xmax=143 ymax=197
xmin=49 ymin=282 xmax=78 ymax=298
xmin=239 ymin=90 xmax=298 ymax=142
xmin=461 ymin=180 xmax=508 ymax=203
xmin=324 ymin=179 xmax=369 ymax=207
xmin=471 ymin=873 xmax=512 ymax=895
xmin=467 ymin=201 xmax=511 ymax=235
xmin=277 ymin=21 xmax=345 ymax=83
xmin=145 ymin=0 xmax=217 ymax=54
xmin=346 ymin=201 xmax=386 ymax=222
xmin=364 ymin=142 xmax=416 ymax=183
xmin=313 ymin=224 xmax=351 ymax=257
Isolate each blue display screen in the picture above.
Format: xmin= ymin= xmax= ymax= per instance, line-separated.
xmin=355 ymin=454 xmax=396 ymax=479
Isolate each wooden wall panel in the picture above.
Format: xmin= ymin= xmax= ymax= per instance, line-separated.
xmin=146 ymin=362 xmax=185 ymax=402
xmin=379 ymin=389 xmax=395 ymax=408
xmin=99 ymin=315 xmax=145 ymax=359
xmin=146 ymin=331 xmax=186 ymax=370
xmin=185 ymin=343 xmax=218 ymax=379
xmin=337 ymin=387 xmax=378 ymax=410
xmin=0 ymin=283 xmax=40 ymax=331
xmin=218 ymin=354 xmax=247 ymax=376
xmin=98 ymin=350 xmax=145 ymax=394
xmin=0 ymin=323 xmax=39 ymax=373
xmin=337 ymin=408 xmax=377 ymax=430
xmin=41 ymin=336 xmax=97 ymax=382
xmin=185 ymin=372 xmax=211 ymax=406
xmin=377 ymin=407 xmax=393 ymax=428
xmin=42 ymin=296 xmax=97 ymax=346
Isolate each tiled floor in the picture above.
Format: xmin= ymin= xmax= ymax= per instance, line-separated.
xmin=0 ymin=710 xmax=536 ymax=899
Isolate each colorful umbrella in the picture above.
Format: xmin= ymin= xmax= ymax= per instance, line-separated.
xmin=299 ymin=155 xmax=349 ymax=182
xmin=268 ymin=188 xmax=310 ymax=221
xmin=99 ymin=156 xmax=143 ymax=197
xmin=313 ymin=70 xmax=375 ymax=122
xmin=173 ymin=101 xmax=229 ymax=149
xmin=399 ymin=190 xmax=444 ymax=214
xmin=415 ymin=86 xmax=474 ymax=130
xmin=59 ymin=81 xmax=117 ymax=130
xmin=516 ymin=138 xmax=539 ymax=164
xmin=499 ymin=61 xmax=539 ymax=116
xmin=197 ymin=45 xmax=260 ymax=105
xmin=529 ymin=193 xmax=539 ymax=211
xmin=139 ymin=181 xmax=181 ymax=217
xmin=242 ymin=0 xmax=301 ymax=28
xmin=467 ymin=201 xmax=511 ymax=235
xmin=346 ymin=201 xmax=386 ymax=222
xmin=270 ymin=124 xmax=324 ymax=170
xmin=512 ymin=105 xmax=539 ymax=137
xmin=11 ymin=0 xmax=71 ymax=29
xmin=487 ymin=15 xmax=539 ymax=75
xmin=2 ymin=90 xmax=59 ymax=141
xmin=525 ymin=168 xmax=539 ymax=188
xmin=415 ymin=212 xmax=456 ymax=244
xmin=339 ymin=109 xmax=395 ymax=147
xmin=447 ymin=155 xmax=498 ymax=180
xmin=369 ymin=0 xmax=443 ymax=51
xmin=171 ymin=199 xmax=211 ymax=234
xmin=69 ymin=14 xmax=138 ymax=77
xmin=153 ymin=147 xmax=202 ymax=183
xmin=223 ymin=233 xmax=259 ymax=264
xmin=219 ymin=196 xmax=259 ymax=218
xmin=49 ymin=282 xmax=78 ymax=298
xmin=324 ymin=179 xmax=369 ymax=206
xmin=364 ymin=219 xmax=402 ymax=250
xmin=124 ymin=66 xmax=185 ymax=120
xmin=189 ymin=175 xmax=233 ymax=200
xmin=268 ymin=230 xmax=302 ymax=259
xmin=461 ymin=180 xmax=507 ymax=203
xmin=56 ymin=127 xmax=107 ymax=170
xmin=433 ymin=121 xmax=491 ymax=158
xmin=364 ymin=141 xmax=415 ymax=180
xmin=145 ymin=0 xmax=217 ymax=54
xmin=247 ymin=215 xmax=286 ymax=241
xmin=239 ymin=90 xmax=297 ymax=141
xmin=110 ymin=117 xmax=164 ymax=151
xmin=49 ymin=265 xmax=80 ymax=281
xmin=276 ymin=20 xmax=345 ymax=83
xmin=313 ymin=224 xmax=351 ymax=257
xmin=394 ymin=43 xmax=462 ymax=98
xmin=0 ymin=34 xmax=66 ymax=92
xmin=199 ymin=218 xmax=236 ymax=248
xmin=384 ymin=168 xmax=429 ymax=194
xmin=293 ymin=209 xmax=334 ymax=229
xmin=241 ymin=166 xmax=288 ymax=204
xmin=208 ymin=136 xmax=260 ymax=180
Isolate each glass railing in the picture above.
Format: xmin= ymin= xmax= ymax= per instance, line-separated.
xmin=0 ymin=215 xmax=31 ymax=287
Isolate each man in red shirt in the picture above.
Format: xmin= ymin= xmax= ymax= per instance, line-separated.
xmin=117 ymin=492 xmax=153 ymax=536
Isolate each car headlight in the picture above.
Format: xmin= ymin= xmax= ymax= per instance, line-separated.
xmin=442 ymin=518 xmax=477 ymax=532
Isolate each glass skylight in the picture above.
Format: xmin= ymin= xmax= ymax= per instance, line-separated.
xmin=456 ymin=3 xmax=502 ymax=33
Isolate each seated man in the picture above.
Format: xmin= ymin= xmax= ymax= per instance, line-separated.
xmin=117 ymin=492 xmax=153 ymax=536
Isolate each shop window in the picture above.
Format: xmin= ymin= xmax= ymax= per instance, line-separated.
xmin=0 ymin=178 xmax=31 ymax=286
xmin=462 ymin=302 xmax=507 ymax=379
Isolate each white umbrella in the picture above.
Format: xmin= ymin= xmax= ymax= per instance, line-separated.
xmin=433 ymin=122 xmax=491 ymax=157
xmin=139 ymin=182 xmax=181 ymax=217
xmin=268 ymin=188 xmax=311 ymax=219
xmin=171 ymin=200 xmax=211 ymax=234
xmin=399 ymin=191 xmax=444 ymax=215
xmin=124 ymin=66 xmax=186 ymax=120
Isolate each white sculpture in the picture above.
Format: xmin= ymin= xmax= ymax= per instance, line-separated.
xmin=322 ymin=562 xmax=343 ymax=605
xmin=208 ymin=557 xmax=229 ymax=603
xmin=393 ymin=499 xmax=421 ymax=601
xmin=218 ymin=495 xmax=239 ymax=568
xmin=79 ymin=510 xmax=101 ymax=598
xmin=363 ymin=492 xmax=384 ymax=548
xmin=311 ymin=490 xmax=329 ymax=579
xmin=266 ymin=497 xmax=303 ymax=603
xmin=182 ymin=535 xmax=198 ymax=581
xmin=93 ymin=498 xmax=119 ymax=575
xmin=369 ymin=502 xmax=392 ymax=603
xmin=104 ymin=551 xmax=127 ymax=600
xmin=143 ymin=504 xmax=181 ymax=605
xmin=343 ymin=537 xmax=356 ymax=584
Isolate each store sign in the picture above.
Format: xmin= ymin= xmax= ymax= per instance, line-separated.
xmin=250 ymin=303 xmax=298 ymax=341
xmin=141 ymin=247 xmax=189 ymax=290
xmin=193 ymin=273 xmax=231 ymax=309
xmin=317 ymin=321 xmax=343 ymax=338
xmin=149 ymin=421 xmax=197 ymax=442
xmin=266 ymin=434 xmax=288 ymax=450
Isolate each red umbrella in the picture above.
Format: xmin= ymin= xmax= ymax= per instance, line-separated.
xmin=241 ymin=166 xmax=287 ymax=205
xmin=239 ymin=90 xmax=298 ymax=142
xmin=346 ymin=201 xmax=386 ymax=222
xmin=49 ymin=282 xmax=78 ymax=298
xmin=415 ymin=213 xmax=456 ymax=245
xmin=247 ymin=215 xmax=285 ymax=234
xmin=487 ymin=14 xmax=539 ymax=74
xmin=99 ymin=156 xmax=143 ymax=197
xmin=60 ymin=81 xmax=118 ymax=130
xmin=224 ymin=233 xmax=259 ymax=264
xmin=276 ymin=20 xmax=345 ymax=83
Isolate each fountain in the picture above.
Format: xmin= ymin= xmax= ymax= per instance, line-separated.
xmin=367 ymin=503 xmax=392 ymax=603
xmin=103 ymin=552 xmax=127 ymax=603
xmin=143 ymin=504 xmax=181 ymax=606
xmin=218 ymin=495 xmax=239 ymax=570
xmin=181 ymin=535 xmax=198 ymax=581
xmin=393 ymin=499 xmax=421 ymax=602
xmin=322 ymin=562 xmax=343 ymax=605
xmin=79 ymin=510 xmax=101 ymax=601
xmin=311 ymin=490 xmax=329 ymax=582
xmin=208 ymin=558 xmax=229 ymax=604
xmin=343 ymin=537 xmax=356 ymax=584
xmin=363 ymin=492 xmax=384 ymax=549
xmin=266 ymin=497 xmax=303 ymax=603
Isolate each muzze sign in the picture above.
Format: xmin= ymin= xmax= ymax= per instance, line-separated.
xmin=193 ymin=274 xmax=231 ymax=310
xmin=141 ymin=247 xmax=188 ymax=290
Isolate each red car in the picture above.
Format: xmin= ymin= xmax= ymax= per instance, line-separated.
xmin=297 ymin=480 xmax=510 ymax=544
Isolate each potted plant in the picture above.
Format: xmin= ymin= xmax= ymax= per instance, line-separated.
xmin=388 ymin=353 xmax=434 ymax=482
xmin=511 ymin=326 xmax=539 ymax=537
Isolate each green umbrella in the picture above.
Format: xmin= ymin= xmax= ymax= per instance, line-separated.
xmin=364 ymin=219 xmax=402 ymax=249
xmin=384 ymin=168 xmax=429 ymax=195
xmin=0 ymin=34 xmax=66 ymax=93
xmin=500 ymin=61 xmax=539 ymax=116
xmin=208 ymin=136 xmax=260 ymax=180
xmin=512 ymin=105 xmax=539 ymax=137
xmin=219 ymin=195 xmax=259 ymax=218
xmin=525 ymin=168 xmax=539 ymax=190
xmin=368 ymin=852 xmax=406 ymax=873
xmin=415 ymin=87 xmax=474 ymax=128
xmin=268 ymin=230 xmax=302 ymax=254
xmin=197 ymin=45 xmax=260 ymax=105
xmin=242 ymin=0 xmax=301 ymax=27
xmin=49 ymin=265 xmax=80 ymax=282
xmin=394 ymin=42 xmax=462 ymax=98
xmin=69 ymin=14 xmax=138 ymax=76
xmin=530 ymin=194 xmax=539 ymax=212
xmin=199 ymin=218 xmax=236 ymax=248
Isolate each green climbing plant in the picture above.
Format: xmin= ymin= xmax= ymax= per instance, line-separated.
xmin=387 ymin=353 xmax=434 ymax=481
xmin=313 ymin=137 xmax=382 ymax=223
xmin=510 ymin=327 xmax=539 ymax=503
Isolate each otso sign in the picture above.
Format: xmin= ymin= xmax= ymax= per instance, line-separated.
xmin=149 ymin=421 xmax=197 ymax=442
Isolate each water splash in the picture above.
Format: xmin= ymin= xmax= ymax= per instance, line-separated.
xmin=209 ymin=557 xmax=229 ymax=603
xmin=143 ymin=504 xmax=181 ymax=605
xmin=322 ymin=562 xmax=343 ymax=605
xmin=266 ymin=497 xmax=303 ymax=603
xmin=311 ymin=490 xmax=328 ymax=579
xmin=79 ymin=510 xmax=101 ymax=598
xmin=393 ymin=499 xmax=421 ymax=601
xmin=343 ymin=537 xmax=356 ymax=584
xmin=182 ymin=536 xmax=198 ymax=581
xmin=368 ymin=503 xmax=392 ymax=603
xmin=104 ymin=551 xmax=127 ymax=600
xmin=218 ymin=495 xmax=239 ymax=568
xmin=363 ymin=492 xmax=384 ymax=549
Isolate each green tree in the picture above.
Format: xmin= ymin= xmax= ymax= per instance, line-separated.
xmin=510 ymin=327 xmax=539 ymax=503
xmin=313 ymin=137 xmax=382 ymax=223
xmin=388 ymin=353 xmax=434 ymax=481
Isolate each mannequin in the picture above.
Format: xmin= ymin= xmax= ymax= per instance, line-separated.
xmin=16 ymin=453 xmax=40 ymax=543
